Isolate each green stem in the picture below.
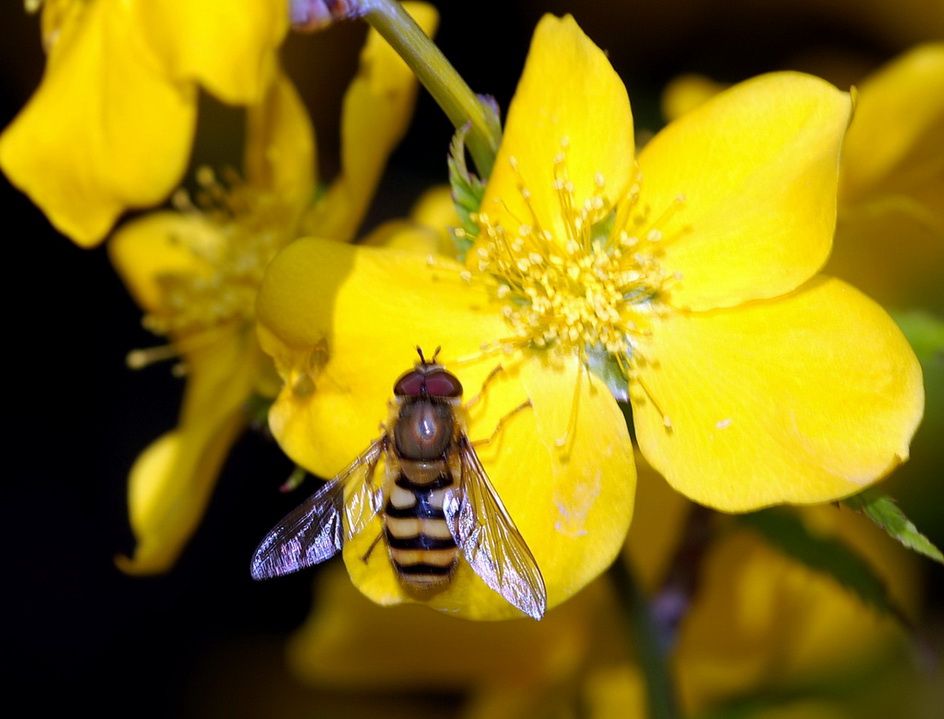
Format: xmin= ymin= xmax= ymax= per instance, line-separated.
xmin=362 ymin=0 xmax=501 ymax=177
xmin=610 ymin=559 xmax=681 ymax=719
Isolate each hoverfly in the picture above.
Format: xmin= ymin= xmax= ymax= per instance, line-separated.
xmin=250 ymin=348 xmax=547 ymax=620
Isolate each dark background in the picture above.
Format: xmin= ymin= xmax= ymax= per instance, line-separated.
xmin=3 ymin=1 xmax=942 ymax=716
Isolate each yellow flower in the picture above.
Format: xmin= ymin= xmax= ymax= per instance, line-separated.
xmin=287 ymin=565 xmax=597 ymax=696
xmin=0 ymin=0 xmax=288 ymax=246
xmin=255 ymin=15 xmax=922 ymax=617
xmin=828 ymin=43 xmax=944 ymax=313
xmin=110 ymin=3 xmax=438 ymax=575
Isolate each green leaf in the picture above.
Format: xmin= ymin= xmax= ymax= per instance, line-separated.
xmin=890 ymin=309 xmax=944 ymax=361
xmin=738 ymin=508 xmax=908 ymax=625
xmin=843 ymin=489 xmax=944 ymax=564
xmin=448 ymin=123 xmax=486 ymax=261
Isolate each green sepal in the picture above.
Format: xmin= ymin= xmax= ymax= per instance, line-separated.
xmin=843 ymin=489 xmax=944 ymax=564
xmin=279 ymin=465 xmax=308 ymax=493
xmin=246 ymin=392 xmax=275 ymax=430
xmin=585 ymin=345 xmax=629 ymax=402
xmin=448 ymin=123 xmax=486 ymax=261
xmin=738 ymin=508 xmax=909 ymax=626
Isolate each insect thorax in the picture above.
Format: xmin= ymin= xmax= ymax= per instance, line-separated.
xmin=393 ymin=397 xmax=457 ymax=460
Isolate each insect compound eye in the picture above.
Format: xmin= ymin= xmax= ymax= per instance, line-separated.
xmin=393 ymin=368 xmax=464 ymax=398
xmin=423 ymin=370 xmax=463 ymax=398
xmin=393 ymin=370 xmax=426 ymax=397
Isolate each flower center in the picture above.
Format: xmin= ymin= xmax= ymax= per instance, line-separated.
xmin=472 ymin=146 xmax=680 ymax=374
xmin=143 ymin=168 xmax=291 ymax=339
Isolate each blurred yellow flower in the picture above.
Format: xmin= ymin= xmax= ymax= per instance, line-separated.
xmin=673 ymin=506 xmax=921 ymax=717
xmin=288 ymin=565 xmax=596 ymax=695
xmin=256 ymin=13 xmax=921 ymax=617
xmin=0 ymin=0 xmax=288 ymax=246
xmin=110 ymin=3 xmax=438 ymax=574
xmin=616 ymin=454 xmax=923 ymax=719
xmin=828 ymin=43 xmax=944 ymax=313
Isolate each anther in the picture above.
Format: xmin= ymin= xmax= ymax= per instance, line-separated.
xmin=126 ymin=344 xmax=181 ymax=370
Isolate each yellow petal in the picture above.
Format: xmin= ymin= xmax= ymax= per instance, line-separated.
xmin=829 ymin=189 xmax=944 ymax=312
xmin=407 ymin=184 xmax=462 ymax=256
xmin=108 ymin=212 xmax=219 ymax=315
xmin=477 ymin=14 xmax=634 ymax=249
xmin=583 ymin=664 xmax=648 ymax=719
xmin=624 ymin=450 xmax=691 ymax=593
xmin=841 ymin=43 xmax=944 ymax=203
xmin=115 ymin=424 xmax=237 ymax=574
xmin=660 ymin=73 xmax=728 ymax=123
xmin=361 ymin=185 xmax=459 ymax=256
xmin=0 ymin=0 xmax=195 ymax=245
xmin=131 ymin=0 xmax=288 ymax=104
xmin=244 ymin=65 xmax=317 ymax=215
xmin=360 ymin=218 xmax=446 ymax=253
xmin=343 ymin=354 xmax=635 ymax=619
xmin=301 ymin=2 xmax=438 ymax=242
xmin=116 ymin=330 xmax=262 ymax=573
xmin=639 ymin=72 xmax=851 ymax=311
xmin=257 ymin=237 xmax=509 ymax=476
xmin=410 ymin=184 xmax=458 ymax=225
xmin=829 ymin=43 xmax=944 ymax=312
xmin=633 ymin=277 xmax=924 ymax=510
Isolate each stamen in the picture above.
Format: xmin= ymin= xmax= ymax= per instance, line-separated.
xmin=424 ymin=254 xmax=473 ymax=282
xmin=139 ymin=168 xmax=294 ymax=339
xmin=474 ymin=145 xmax=685 ymax=433
xmin=125 ymin=323 xmax=241 ymax=370
xmin=631 ymin=368 xmax=672 ymax=430
xmin=126 ymin=344 xmax=181 ymax=370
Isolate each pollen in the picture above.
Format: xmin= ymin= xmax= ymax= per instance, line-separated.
xmin=143 ymin=167 xmax=291 ymax=339
xmin=474 ymin=145 xmax=678 ymax=371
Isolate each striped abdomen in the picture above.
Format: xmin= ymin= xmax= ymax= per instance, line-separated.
xmin=383 ymin=459 xmax=458 ymax=593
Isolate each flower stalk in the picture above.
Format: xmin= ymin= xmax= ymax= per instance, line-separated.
xmin=362 ymin=0 xmax=501 ymax=176
xmin=610 ymin=558 xmax=681 ymax=719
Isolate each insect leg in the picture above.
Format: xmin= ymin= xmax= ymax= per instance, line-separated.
xmin=464 ymin=364 xmax=505 ymax=410
xmin=360 ymin=530 xmax=385 ymax=563
xmin=471 ymin=399 xmax=533 ymax=448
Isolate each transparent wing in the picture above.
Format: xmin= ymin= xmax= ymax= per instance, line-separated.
xmin=444 ymin=437 xmax=547 ymax=619
xmin=250 ymin=439 xmax=385 ymax=580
